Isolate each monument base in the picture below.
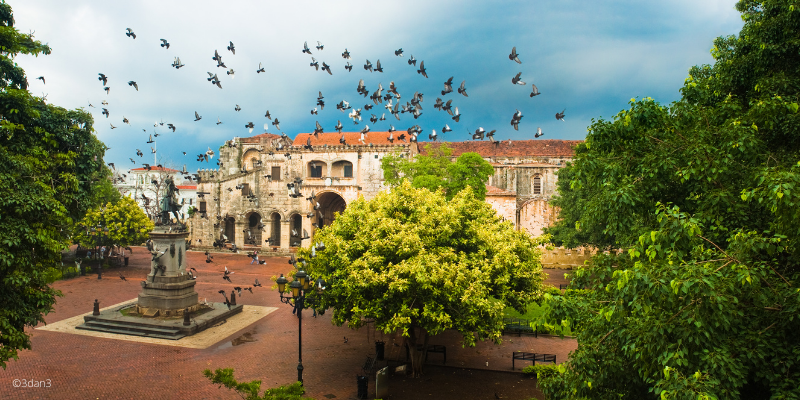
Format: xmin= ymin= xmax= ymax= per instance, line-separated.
xmin=77 ymin=302 xmax=243 ymax=340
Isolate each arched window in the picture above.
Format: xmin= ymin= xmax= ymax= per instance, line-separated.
xmin=533 ymin=176 xmax=542 ymax=195
xmin=333 ymin=160 xmax=354 ymax=178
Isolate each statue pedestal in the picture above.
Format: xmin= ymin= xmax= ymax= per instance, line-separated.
xmin=136 ymin=227 xmax=198 ymax=317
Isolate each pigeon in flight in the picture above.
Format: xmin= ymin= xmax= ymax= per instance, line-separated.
xmin=316 ymin=41 xmax=324 ymax=51
xmin=123 ymin=117 xmax=129 ymax=125
xmin=217 ymin=117 xmax=223 ymax=125
xmin=227 ymin=68 xmax=235 ymax=78
xmin=172 ymin=57 xmax=184 ymax=69
xmin=167 ymin=123 xmax=175 ymax=132
xmin=321 ymin=62 xmax=332 ymax=75
xmin=104 ymin=86 xmax=110 ymax=94
xmin=311 ymin=107 xmax=318 ymax=115
xmin=110 ymin=123 xmax=117 ymax=129
xmin=303 ymin=41 xmax=312 ymax=54
xmin=227 ymin=41 xmax=235 ymax=55
xmin=235 ymin=104 xmax=241 ymax=112
xmin=345 ymin=62 xmax=353 ymax=72
xmin=272 ymin=119 xmax=281 ymax=130
xmin=257 ymin=62 xmax=265 ymax=73
xmin=36 ymin=76 xmax=45 ymax=84
xmin=374 ymin=59 xmax=383 ymax=73
xmin=442 ymin=124 xmax=452 ymax=134
xmin=334 ymin=120 xmax=343 ymax=133
xmin=530 ymin=83 xmax=540 ymax=97
xmin=310 ymin=57 xmax=319 ymax=70
xmin=509 ymin=46 xmax=521 ymax=64
xmin=442 ymin=77 xmax=453 ymax=95
xmin=452 ymin=107 xmax=460 ymax=122
xmin=136 ymin=149 xmax=143 ymax=157
xmin=555 ymin=109 xmax=566 ymax=121
xmin=245 ymin=122 xmax=255 ymax=133
xmin=408 ymin=55 xmax=416 ymax=66
xmin=314 ymin=121 xmax=324 ymax=136
xmin=98 ymin=73 xmax=108 ymax=85
xmin=364 ymin=59 xmax=373 ymax=72
xmin=128 ymin=81 xmax=138 ymax=91
xmin=511 ymin=109 xmax=523 ymax=131
xmin=341 ymin=48 xmax=351 ymax=59
xmin=512 ymin=72 xmax=526 ymax=85
xmin=265 ymin=110 xmax=272 ymax=119
xmin=194 ymin=111 xmax=202 ymax=121
xmin=130 ymin=158 xmax=135 ymax=164
xmin=417 ymin=61 xmax=428 ymax=78
xmin=395 ymin=48 xmax=403 ymax=56
xmin=429 ymin=129 xmax=437 ymax=141
xmin=101 ymin=108 xmax=109 ymax=118
xmin=147 ymin=134 xmax=154 ymax=143
xmin=160 ymin=39 xmax=170 ymax=49
xmin=535 ymin=127 xmax=544 ymax=138
xmin=458 ymin=81 xmax=468 ymax=97
xmin=125 ymin=28 xmax=136 ymax=39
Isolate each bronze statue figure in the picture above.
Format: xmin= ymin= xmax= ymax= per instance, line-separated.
xmin=159 ymin=176 xmax=182 ymax=225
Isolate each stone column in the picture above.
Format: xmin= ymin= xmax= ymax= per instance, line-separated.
xmin=280 ymin=220 xmax=291 ymax=251
xmin=234 ymin=221 xmax=246 ymax=249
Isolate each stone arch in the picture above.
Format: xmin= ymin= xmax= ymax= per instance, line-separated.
xmin=269 ymin=212 xmax=281 ymax=246
xmin=519 ymin=199 xmax=554 ymax=237
xmin=224 ymin=216 xmax=236 ymax=243
xmin=307 ymin=160 xmax=328 ymax=178
xmin=288 ymin=212 xmax=303 ymax=247
xmin=245 ymin=211 xmax=262 ymax=245
xmin=243 ymin=149 xmax=261 ymax=170
xmin=316 ymin=191 xmax=347 ymax=228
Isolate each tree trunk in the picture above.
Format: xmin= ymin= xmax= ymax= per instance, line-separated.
xmin=407 ymin=327 xmax=429 ymax=378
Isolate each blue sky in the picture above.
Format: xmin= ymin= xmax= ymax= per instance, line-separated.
xmin=15 ymin=0 xmax=744 ymax=174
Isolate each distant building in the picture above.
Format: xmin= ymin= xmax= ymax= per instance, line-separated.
xmin=114 ymin=166 xmax=196 ymax=220
xmin=188 ymin=131 xmax=581 ymax=252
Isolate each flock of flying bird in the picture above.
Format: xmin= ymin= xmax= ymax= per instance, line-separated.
xmin=76 ymin=28 xmax=566 ymax=182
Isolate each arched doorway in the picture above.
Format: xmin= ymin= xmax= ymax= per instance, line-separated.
xmin=224 ymin=217 xmax=236 ymax=243
xmin=290 ymin=214 xmax=303 ymax=247
xmin=316 ymin=192 xmax=346 ymax=228
xmin=247 ymin=212 xmax=262 ymax=245
xmin=270 ymin=212 xmax=281 ymax=246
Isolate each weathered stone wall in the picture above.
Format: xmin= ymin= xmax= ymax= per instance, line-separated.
xmin=485 ymin=194 xmax=516 ymax=223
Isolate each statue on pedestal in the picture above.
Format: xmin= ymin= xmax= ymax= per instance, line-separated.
xmin=159 ymin=176 xmax=183 ymax=226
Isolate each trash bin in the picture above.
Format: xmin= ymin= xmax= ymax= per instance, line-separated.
xmin=376 ymin=367 xmax=389 ymax=399
xmin=375 ymin=341 xmax=385 ymax=361
xmin=357 ymin=375 xmax=368 ymax=399
xmin=124 ymin=257 xmax=129 ymax=266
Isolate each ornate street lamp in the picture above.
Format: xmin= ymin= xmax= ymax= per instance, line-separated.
xmin=276 ymin=266 xmax=327 ymax=386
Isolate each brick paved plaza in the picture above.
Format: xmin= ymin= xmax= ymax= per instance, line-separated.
xmin=0 ymin=249 xmax=577 ymax=400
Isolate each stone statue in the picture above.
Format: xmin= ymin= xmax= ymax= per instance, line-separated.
xmin=159 ymin=176 xmax=182 ymax=225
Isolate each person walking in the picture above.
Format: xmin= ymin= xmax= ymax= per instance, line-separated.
xmin=250 ymin=250 xmax=259 ymax=265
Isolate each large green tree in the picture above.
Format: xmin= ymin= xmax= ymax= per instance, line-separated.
xmin=0 ymin=2 xmax=108 ymax=368
xmin=381 ymin=143 xmax=495 ymax=201
xmin=539 ymin=1 xmax=800 ymax=398
xmin=295 ymin=181 xmax=547 ymax=377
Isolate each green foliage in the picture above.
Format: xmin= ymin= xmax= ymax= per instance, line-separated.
xmin=88 ymin=165 xmax=121 ymax=207
xmin=203 ymin=368 xmax=313 ymax=400
xmin=522 ymin=363 xmax=563 ymax=378
xmin=539 ymin=1 xmax=800 ymax=398
xmin=296 ymin=181 xmax=547 ymax=376
xmin=72 ymin=195 xmax=154 ymax=249
xmin=0 ymin=1 xmax=106 ymax=369
xmin=381 ymin=143 xmax=494 ymax=201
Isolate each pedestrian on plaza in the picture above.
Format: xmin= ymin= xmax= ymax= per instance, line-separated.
xmin=250 ymin=250 xmax=259 ymax=265
xmin=100 ymin=246 xmax=106 ymax=260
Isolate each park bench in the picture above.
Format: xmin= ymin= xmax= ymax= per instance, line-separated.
xmin=512 ymin=352 xmax=557 ymax=370
xmin=503 ymin=317 xmax=537 ymax=337
xmin=559 ymin=283 xmax=568 ymax=290
xmin=405 ymin=343 xmax=447 ymax=364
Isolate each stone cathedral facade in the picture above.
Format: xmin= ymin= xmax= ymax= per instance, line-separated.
xmin=187 ymin=131 xmax=581 ymax=253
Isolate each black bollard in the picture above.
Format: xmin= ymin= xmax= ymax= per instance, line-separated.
xmin=93 ymin=299 xmax=100 ymax=316
xmin=357 ymin=375 xmax=368 ymax=399
xmin=230 ymin=291 xmax=237 ymax=306
xmin=375 ymin=341 xmax=385 ymax=361
xmin=183 ymin=308 xmax=191 ymax=326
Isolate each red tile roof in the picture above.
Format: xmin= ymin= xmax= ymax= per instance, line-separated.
xmin=240 ymin=133 xmax=283 ymax=143
xmin=129 ymin=166 xmax=180 ymax=172
xmin=292 ymin=131 xmax=412 ymax=147
xmin=485 ymin=184 xmax=516 ymax=196
xmin=416 ymin=139 xmax=582 ymax=157
xmin=176 ymin=185 xmax=197 ymax=190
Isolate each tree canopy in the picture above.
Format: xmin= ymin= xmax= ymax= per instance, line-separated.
xmin=72 ymin=195 xmax=153 ymax=250
xmin=381 ymin=143 xmax=495 ymax=201
xmin=0 ymin=1 xmax=108 ymax=369
xmin=295 ymin=181 xmax=547 ymax=377
xmin=540 ymin=1 xmax=800 ymax=398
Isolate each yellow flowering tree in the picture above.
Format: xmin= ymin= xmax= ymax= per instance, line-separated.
xmin=296 ymin=181 xmax=547 ymax=377
xmin=73 ymin=195 xmax=153 ymax=251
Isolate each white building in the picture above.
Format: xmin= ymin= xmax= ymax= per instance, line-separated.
xmin=114 ymin=166 xmax=197 ymax=220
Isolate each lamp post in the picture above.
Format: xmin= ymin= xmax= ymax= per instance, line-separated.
xmin=91 ymin=226 xmax=109 ymax=279
xmin=276 ymin=268 xmax=327 ymax=386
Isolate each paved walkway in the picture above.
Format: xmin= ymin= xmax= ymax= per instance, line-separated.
xmin=0 ymin=248 xmax=576 ymax=400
